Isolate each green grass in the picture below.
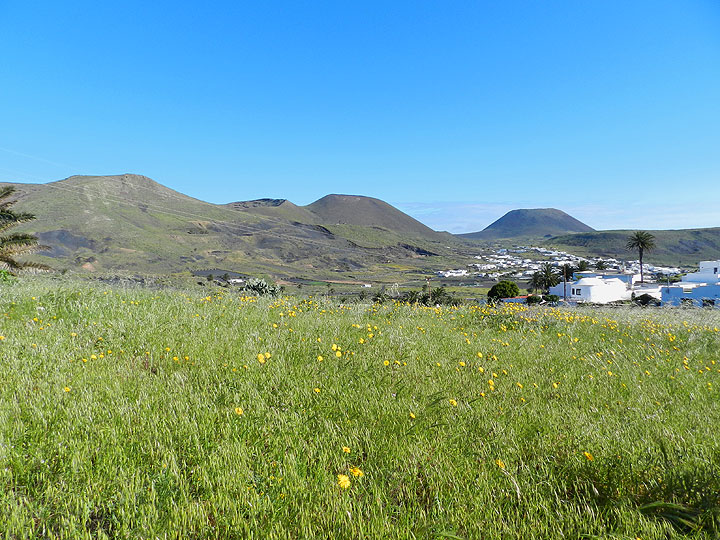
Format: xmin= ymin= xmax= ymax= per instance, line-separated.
xmin=1 ymin=278 xmax=719 ymax=538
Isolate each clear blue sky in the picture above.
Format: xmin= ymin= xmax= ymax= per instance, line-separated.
xmin=2 ymin=1 xmax=719 ymax=232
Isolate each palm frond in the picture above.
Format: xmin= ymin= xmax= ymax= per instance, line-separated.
xmin=0 ymin=186 xmax=17 ymax=202
xmin=0 ymin=210 xmax=36 ymax=221
xmin=0 ymin=232 xmax=41 ymax=250
xmin=8 ymin=260 xmax=52 ymax=273
xmin=0 ymin=186 xmax=51 ymax=274
xmin=0 ymin=255 xmax=21 ymax=271
xmin=626 ymin=231 xmax=656 ymax=251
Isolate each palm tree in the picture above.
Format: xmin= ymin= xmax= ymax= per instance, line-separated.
xmin=559 ymin=264 xmax=576 ymax=300
xmin=0 ymin=187 xmax=49 ymax=274
xmin=539 ymin=262 xmax=560 ymax=292
xmin=626 ymin=231 xmax=655 ymax=283
xmin=528 ymin=272 xmax=543 ymax=294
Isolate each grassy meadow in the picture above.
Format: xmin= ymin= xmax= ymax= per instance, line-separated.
xmin=1 ymin=278 xmax=719 ymax=539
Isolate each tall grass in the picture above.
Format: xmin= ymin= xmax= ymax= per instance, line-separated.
xmin=1 ymin=278 xmax=719 ymax=539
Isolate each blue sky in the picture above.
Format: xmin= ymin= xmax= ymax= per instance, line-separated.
xmin=1 ymin=1 xmax=719 ymax=232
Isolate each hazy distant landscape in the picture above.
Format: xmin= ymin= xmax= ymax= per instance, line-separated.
xmin=3 ymin=174 xmax=719 ymax=292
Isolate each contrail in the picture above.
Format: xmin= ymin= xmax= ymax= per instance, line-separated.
xmin=0 ymin=146 xmax=75 ymax=170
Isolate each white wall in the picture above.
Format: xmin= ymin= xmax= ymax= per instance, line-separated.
xmin=662 ymin=283 xmax=720 ymax=306
xmin=550 ymin=278 xmax=631 ymax=303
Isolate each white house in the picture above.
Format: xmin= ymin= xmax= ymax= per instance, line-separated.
xmin=437 ymin=269 xmax=469 ymax=278
xmin=574 ymin=271 xmax=640 ymax=286
xmin=661 ymin=260 xmax=720 ymax=307
xmin=549 ymin=276 xmax=632 ymax=304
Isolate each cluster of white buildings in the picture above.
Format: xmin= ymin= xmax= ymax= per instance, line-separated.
xmin=435 ymin=244 xmax=719 ymax=308
xmin=439 ymin=246 xmax=677 ymax=281
xmin=546 ymin=260 xmax=720 ymax=307
xmin=436 ymin=268 xmax=470 ymax=278
xmin=661 ymin=261 xmax=720 ymax=307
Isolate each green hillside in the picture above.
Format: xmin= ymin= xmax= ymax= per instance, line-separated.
xmin=2 ymin=175 xmax=455 ymax=280
xmin=548 ymin=228 xmax=720 ymax=266
xmin=224 ymin=199 xmax=319 ymax=224
xmin=461 ymin=208 xmax=595 ymax=240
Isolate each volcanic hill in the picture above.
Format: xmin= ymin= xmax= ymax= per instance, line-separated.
xmin=461 ymin=208 xmax=595 ymax=240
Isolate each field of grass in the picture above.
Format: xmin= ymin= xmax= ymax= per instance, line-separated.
xmin=1 ymin=278 xmax=719 ymax=539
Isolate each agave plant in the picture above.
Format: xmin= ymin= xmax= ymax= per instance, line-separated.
xmin=0 ymin=186 xmax=50 ymax=274
xmin=244 ymin=278 xmax=279 ymax=297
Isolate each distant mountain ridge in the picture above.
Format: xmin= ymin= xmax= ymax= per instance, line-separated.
xmin=1 ymin=174 xmax=451 ymax=277
xmin=225 ymin=193 xmax=441 ymax=238
xmin=3 ymin=174 xmax=719 ymax=275
xmin=460 ymin=208 xmax=595 ymax=240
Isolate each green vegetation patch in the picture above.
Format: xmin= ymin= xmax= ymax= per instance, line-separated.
xmin=1 ymin=278 xmax=719 ymax=538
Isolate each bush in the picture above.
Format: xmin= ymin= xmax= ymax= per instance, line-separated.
xmin=526 ymin=295 xmax=542 ymax=305
xmin=634 ymin=293 xmax=660 ymax=306
xmin=244 ymin=278 xmax=279 ymax=297
xmin=400 ymin=286 xmax=458 ymax=306
xmin=487 ymin=280 xmax=520 ymax=301
xmin=0 ymin=269 xmax=16 ymax=283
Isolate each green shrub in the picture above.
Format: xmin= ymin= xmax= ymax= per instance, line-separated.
xmin=487 ymin=280 xmax=520 ymax=301
xmin=0 ymin=269 xmax=15 ymax=283
xmin=635 ymin=293 xmax=660 ymax=306
xmin=244 ymin=278 xmax=279 ymax=296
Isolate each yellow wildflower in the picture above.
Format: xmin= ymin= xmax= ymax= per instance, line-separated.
xmin=337 ymin=474 xmax=351 ymax=489
xmin=349 ymin=466 xmax=363 ymax=477
xmin=583 ymin=451 xmax=594 ymax=461
xmin=235 ymin=407 xmax=244 ymax=416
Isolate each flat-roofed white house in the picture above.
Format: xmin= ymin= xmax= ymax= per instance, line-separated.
xmin=573 ymin=271 xmax=639 ymax=287
xmin=661 ymin=260 xmax=720 ymax=307
xmin=549 ymin=276 xmax=633 ymax=304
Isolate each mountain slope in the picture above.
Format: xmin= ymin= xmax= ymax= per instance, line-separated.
xmin=461 ymin=208 xmax=595 ymax=240
xmin=548 ymin=228 xmax=720 ymax=266
xmin=305 ymin=194 xmax=440 ymax=237
xmin=2 ymin=175 xmax=452 ymax=278
xmin=224 ymin=199 xmax=319 ymax=224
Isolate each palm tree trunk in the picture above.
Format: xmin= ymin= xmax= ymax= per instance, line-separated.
xmin=639 ymin=248 xmax=644 ymax=283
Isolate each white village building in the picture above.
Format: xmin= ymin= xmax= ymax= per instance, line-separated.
xmin=549 ymin=276 xmax=632 ymax=304
xmin=661 ymin=260 xmax=720 ymax=307
xmin=549 ymin=272 xmax=644 ymax=304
